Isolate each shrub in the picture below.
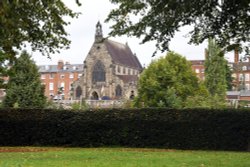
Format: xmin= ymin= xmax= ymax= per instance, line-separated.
xmin=0 ymin=108 xmax=249 ymax=151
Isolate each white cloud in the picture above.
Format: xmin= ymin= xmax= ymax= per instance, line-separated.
xmin=32 ymin=0 xmax=234 ymax=66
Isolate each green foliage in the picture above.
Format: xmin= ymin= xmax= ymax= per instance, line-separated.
xmin=184 ymin=83 xmax=211 ymax=109
xmin=107 ymin=0 xmax=249 ymax=56
xmin=71 ymin=102 xmax=81 ymax=110
xmin=185 ymin=95 xmax=227 ymax=109
xmin=71 ymin=101 xmax=88 ymax=110
xmin=0 ymin=108 xmax=249 ymax=151
xmin=225 ymin=63 xmax=233 ymax=90
xmin=204 ymin=39 xmax=228 ymax=107
xmin=121 ymin=100 xmax=134 ymax=108
xmin=135 ymin=52 xmax=199 ymax=108
xmin=0 ymin=0 xmax=80 ymax=84
xmin=185 ymin=80 xmax=227 ymax=109
xmin=2 ymin=51 xmax=47 ymax=108
xmin=205 ymin=39 xmax=227 ymax=96
xmin=45 ymin=100 xmax=58 ymax=109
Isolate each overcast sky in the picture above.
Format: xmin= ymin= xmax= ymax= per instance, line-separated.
xmin=32 ymin=0 xmax=233 ymax=66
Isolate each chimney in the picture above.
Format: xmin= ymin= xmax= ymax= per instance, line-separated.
xmin=234 ymin=48 xmax=239 ymax=63
xmin=57 ymin=60 xmax=64 ymax=70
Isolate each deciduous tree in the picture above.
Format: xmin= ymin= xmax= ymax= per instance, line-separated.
xmin=0 ymin=0 xmax=80 ymax=85
xmin=135 ymin=52 xmax=199 ymax=108
xmin=107 ymin=0 xmax=249 ymax=55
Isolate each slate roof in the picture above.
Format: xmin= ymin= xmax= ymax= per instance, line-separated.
xmin=227 ymin=91 xmax=240 ymax=96
xmin=38 ymin=64 xmax=84 ymax=73
xmin=104 ymin=39 xmax=143 ymax=70
xmin=239 ymin=90 xmax=250 ymax=97
xmin=226 ymin=91 xmax=250 ymax=98
xmin=231 ymin=62 xmax=250 ymax=71
xmin=189 ymin=60 xmax=205 ymax=65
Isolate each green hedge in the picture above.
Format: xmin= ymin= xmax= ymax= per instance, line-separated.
xmin=0 ymin=108 xmax=249 ymax=151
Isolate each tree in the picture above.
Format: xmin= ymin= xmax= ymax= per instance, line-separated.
xmin=0 ymin=0 xmax=80 ymax=85
xmin=184 ymin=82 xmax=227 ymax=109
xmin=225 ymin=62 xmax=233 ymax=91
xmin=205 ymin=38 xmax=228 ymax=97
xmin=3 ymin=51 xmax=47 ymax=108
xmin=202 ymin=38 xmax=228 ymax=108
xmin=107 ymin=0 xmax=249 ymax=55
xmin=135 ymin=52 xmax=199 ymax=108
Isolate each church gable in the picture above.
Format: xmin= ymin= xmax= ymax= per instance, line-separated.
xmin=84 ymin=42 xmax=112 ymax=67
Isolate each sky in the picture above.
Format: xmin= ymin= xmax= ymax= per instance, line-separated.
xmin=32 ymin=0 xmax=233 ymax=66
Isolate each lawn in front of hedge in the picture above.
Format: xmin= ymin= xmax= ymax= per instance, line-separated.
xmin=0 ymin=147 xmax=249 ymax=167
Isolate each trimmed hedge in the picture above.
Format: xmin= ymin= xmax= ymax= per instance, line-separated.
xmin=0 ymin=108 xmax=249 ymax=151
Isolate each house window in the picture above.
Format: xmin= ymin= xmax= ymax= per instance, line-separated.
xmin=41 ymin=74 xmax=45 ymax=79
xmin=239 ymin=74 xmax=244 ymax=81
xmin=246 ymin=84 xmax=250 ymax=90
xmin=69 ymin=73 xmax=74 ymax=79
xmin=92 ymin=60 xmax=106 ymax=83
xmin=128 ymin=69 xmax=131 ymax=75
xmin=242 ymin=66 xmax=247 ymax=71
xmin=50 ymin=73 xmax=54 ymax=79
xmin=195 ymin=69 xmax=200 ymax=73
xmin=49 ymin=83 xmax=54 ymax=91
xmin=245 ymin=74 xmax=249 ymax=81
xmin=60 ymin=82 xmax=65 ymax=89
xmin=60 ymin=74 xmax=64 ymax=79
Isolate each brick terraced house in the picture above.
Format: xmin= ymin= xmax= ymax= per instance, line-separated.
xmin=190 ymin=49 xmax=250 ymax=104
xmin=38 ymin=61 xmax=83 ymax=100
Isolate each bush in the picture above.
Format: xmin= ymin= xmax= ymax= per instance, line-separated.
xmin=0 ymin=108 xmax=249 ymax=151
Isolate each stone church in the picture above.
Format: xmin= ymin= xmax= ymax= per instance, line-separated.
xmin=73 ymin=22 xmax=143 ymax=101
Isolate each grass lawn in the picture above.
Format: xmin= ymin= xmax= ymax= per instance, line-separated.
xmin=0 ymin=147 xmax=249 ymax=167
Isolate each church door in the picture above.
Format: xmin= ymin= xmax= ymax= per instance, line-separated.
xmin=75 ymin=86 xmax=82 ymax=100
xmin=91 ymin=91 xmax=99 ymax=100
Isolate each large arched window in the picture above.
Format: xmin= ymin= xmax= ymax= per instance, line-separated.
xmin=75 ymin=86 xmax=82 ymax=99
xmin=92 ymin=60 xmax=106 ymax=83
xmin=115 ymin=85 xmax=122 ymax=97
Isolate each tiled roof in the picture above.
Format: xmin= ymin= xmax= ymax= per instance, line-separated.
xmin=104 ymin=39 xmax=142 ymax=70
xmin=38 ymin=64 xmax=84 ymax=73
xmin=117 ymin=75 xmax=139 ymax=84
